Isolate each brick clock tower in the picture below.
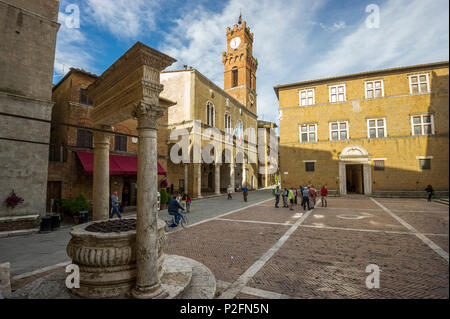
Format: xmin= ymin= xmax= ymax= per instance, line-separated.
xmin=223 ymin=18 xmax=258 ymax=112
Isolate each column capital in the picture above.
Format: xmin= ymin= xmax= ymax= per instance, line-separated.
xmin=93 ymin=125 xmax=113 ymax=148
xmin=133 ymin=100 xmax=166 ymax=130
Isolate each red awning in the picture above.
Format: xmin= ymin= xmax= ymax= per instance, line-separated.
xmin=76 ymin=151 xmax=166 ymax=175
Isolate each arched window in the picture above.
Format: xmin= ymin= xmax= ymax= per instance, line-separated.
xmin=206 ymin=101 xmax=215 ymax=127
xmin=232 ymin=67 xmax=238 ymax=87
xmin=224 ymin=113 xmax=232 ymax=134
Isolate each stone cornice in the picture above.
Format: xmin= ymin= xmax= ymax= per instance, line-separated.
xmin=88 ymin=42 xmax=176 ymax=98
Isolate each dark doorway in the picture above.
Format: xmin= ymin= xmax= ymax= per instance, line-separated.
xmin=122 ymin=182 xmax=131 ymax=207
xmin=46 ymin=181 xmax=61 ymax=212
xmin=208 ymin=172 xmax=213 ymax=191
xmin=346 ymin=164 xmax=364 ymax=194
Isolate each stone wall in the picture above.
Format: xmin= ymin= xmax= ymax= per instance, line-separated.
xmin=0 ymin=0 xmax=60 ymax=227
xmin=277 ymin=63 xmax=449 ymax=195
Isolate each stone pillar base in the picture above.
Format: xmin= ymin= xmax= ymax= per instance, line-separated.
xmin=132 ymin=283 xmax=168 ymax=299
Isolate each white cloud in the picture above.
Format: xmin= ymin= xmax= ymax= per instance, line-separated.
xmin=54 ymin=11 xmax=97 ymax=82
xmin=318 ymin=20 xmax=347 ymax=31
xmin=306 ymin=0 xmax=449 ymax=78
xmin=160 ymin=0 xmax=448 ymax=127
xmin=161 ymin=0 xmax=326 ymax=125
xmin=84 ymin=0 xmax=159 ymax=39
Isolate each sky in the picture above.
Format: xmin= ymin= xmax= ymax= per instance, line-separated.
xmin=54 ymin=0 xmax=449 ymax=126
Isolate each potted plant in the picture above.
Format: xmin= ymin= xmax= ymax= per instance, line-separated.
xmin=4 ymin=190 xmax=24 ymax=209
xmin=60 ymin=194 xmax=90 ymax=224
xmin=73 ymin=193 xmax=90 ymax=224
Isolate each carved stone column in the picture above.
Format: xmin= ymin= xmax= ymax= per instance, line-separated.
xmin=339 ymin=161 xmax=346 ymax=196
xmin=229 ymin=164 xmax=235 ymax=191
xmin=184 ymin=164 xmax=189 ymax=194
xmin=197 ymin=164 xmax=202 ymax=198
xmin=215 ymin=163 xmax=221 ymax=195
xmin=131 ymin=101 xmax=167 ymax=299
xmin=93 ymin=127 xmax=112 ymax=221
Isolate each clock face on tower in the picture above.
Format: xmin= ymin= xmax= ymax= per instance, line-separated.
xmin=230 ymin=37 xmax=241 ymax=49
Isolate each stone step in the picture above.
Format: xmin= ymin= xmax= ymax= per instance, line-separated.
xmin=434 ymin=198 xmax=449 ymax=205
xmin=9 ymin=254 xmax=216 ymax=299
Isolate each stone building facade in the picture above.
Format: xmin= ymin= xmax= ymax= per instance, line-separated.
xmin=257 ymin=120 xmax=279 ymax=188
xmin=161 ymin=20 xmax=260 ymax=198
xmin=0 ymin=0 xmax=60 ymax=231
xmin=47 ymin=68 xmax=174 ymax=210
xmin=275 ymin=61 xmax=449 ymax=197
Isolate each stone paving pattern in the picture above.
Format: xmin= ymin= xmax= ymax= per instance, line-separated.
xmin=166 ymin=196 xmax=449 ymax=299
xmin=1 ymin=190 xmax=448 ymax=299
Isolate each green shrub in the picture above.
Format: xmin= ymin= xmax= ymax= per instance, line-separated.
xmin=61 ymin=194 xmax=90 ymax=216
xmin=160 ymin=188 xmax=169 ymax=205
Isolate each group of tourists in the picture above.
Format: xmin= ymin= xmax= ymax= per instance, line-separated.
xmin=274 ymin=185 xmax=328 ymax=211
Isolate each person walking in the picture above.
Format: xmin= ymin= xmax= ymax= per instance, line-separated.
xmin=301 ymin=186 xmax=310 ymax=211
xmin=309 ymin=185 xmax=317 ymax=209
xmin=274 ymin=186 xmax=281 ymax=208
xmin=282 ymin=188 xmax=289 ymax=208
xmin=242 ymin=185 xmax=248 ymax=202
xmin=110 ymin=191 xmax=122 ymax=219
xmin=181 ymin=193 xmax=187 ymax=211
xmin=186 ymin=194 xmax=191 ymax=213
xmin=288 ymin=188 xmax=295 ymax=210
xmin=425 ymin=184 xmax=435 ymax=202
xmin=293 ymin=188 xmax=298 ymax=205
xmin=227 ymin=184 xmax=233 ymax=200
xmin=321 ymin=185 xmax=328 ymax=207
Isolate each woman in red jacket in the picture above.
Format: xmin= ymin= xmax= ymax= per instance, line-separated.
xmin=321 ymin=186 xmax=328 ymax=207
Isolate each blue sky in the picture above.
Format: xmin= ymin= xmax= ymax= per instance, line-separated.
xmin=55 ymin=0 xmax=449 ymax=125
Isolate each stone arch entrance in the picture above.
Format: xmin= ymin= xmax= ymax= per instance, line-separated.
xmin=338 ymin=145 xmax=372 ymax=196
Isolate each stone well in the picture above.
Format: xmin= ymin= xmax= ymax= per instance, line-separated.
xmin=66 ymin=218 xmax=166 ymax=298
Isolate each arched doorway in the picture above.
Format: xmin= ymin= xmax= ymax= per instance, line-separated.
xmin=338 ymin=145 xmax=372 ymax=196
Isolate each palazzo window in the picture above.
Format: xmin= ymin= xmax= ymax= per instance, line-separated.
xmin=206 ymin=102 xmax=215 ymax=127
xmin=79 ymin=88 xmax=93 ymax=106
xmin=299 ymin=124 xmax=317 ymax=143
xmin=76 ymin=129 xmax=93 ymax=148
xmin=365 ymin=80 xmax=384 ymax=99
xmin=114 ymin=135 xmax=127 ymax=152
xmin=329 ymin=121 xmax=348 ymax=141
xmin=409 ymin=74 xmax=429 ymax=94
xmin=373 ymin=160 xmax=385 ymax=171
xmin=299 ymin=88 xmax=315 ymax=106
xmin=419 ymin=159 xmax=431 ymax=170
xmin=305 ymin=162 xmax=315 ymax=172
xmin=411 ymin=114 xmax=434 ymax=136
xmin=329 ymin=84 xmax=346 ymax=103
xmin=367 ymin=118 xmax=386 ymax=139
xmin=225 ymin=113 xmax=232 ymax=134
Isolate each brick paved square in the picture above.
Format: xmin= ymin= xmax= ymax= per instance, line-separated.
xmin=377 ymin=198 xmax=448 ymax=212
xmin=165 ymin=219 xmax=289 ymax=283
xmin=247 ymin=227 xmax=449 ymax=298
xmin=427 ymin=235 xmax=449 ymax=253
xmin=302 ymin=206 xmax=406 ymax=231
xmin=224 ymin=204 xmax=302 ymax=224
xmin=393 ymin=211 xmax=449 ymax=234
